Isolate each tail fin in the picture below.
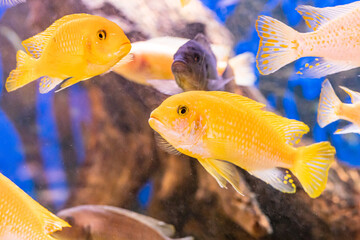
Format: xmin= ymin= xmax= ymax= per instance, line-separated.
xmin=6 ymin=50 xmax=37 ymax=92
xmin=317 ymin=79 xmax=342 ymax=128
xmin=292 ymin=142 xmax=335 ymax=198
xmin=227 ymin=52 xmax=256 ymax=86
xmin=256 ymin=15 xmax=300 ymax=75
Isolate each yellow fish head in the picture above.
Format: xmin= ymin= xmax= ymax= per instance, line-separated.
xmin=149 ymin=92 xmax=206 ymax=148
xmin=86 ymin=17 xmax=131 ymax=65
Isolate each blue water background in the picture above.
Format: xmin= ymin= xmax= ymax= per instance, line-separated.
xmin=0 ymin=0 xmax=359 ymax=208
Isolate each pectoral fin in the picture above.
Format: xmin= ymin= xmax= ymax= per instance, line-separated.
xmin=249 ymin=168 xmax=296 ymax=193
xmin=198 ymin=158 xmax=244 ymax=195
xmin=147 ymin=79 xmax=184 ymax=95
xmin=38 ymin=76 xmax=63 ymax=94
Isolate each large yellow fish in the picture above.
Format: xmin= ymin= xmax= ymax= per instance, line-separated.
xmin=149 ymin=91 xmax=335 ymax=198
xmin=0 ymin=172 xmax=70 ymax=239
xmin=256 ymin=1 xmax=360 ymax=78
xmin=318 ymin=79 xmax=360 ymax=134
xmin=6 ymin=14 xmax=131 ymax=93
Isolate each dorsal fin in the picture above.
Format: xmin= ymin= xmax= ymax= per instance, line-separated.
xmin=260 ymin=111 xmax=309 ymax=145
xmin=193 ymin=33 xmax=213 ymax=55
xmin=339 ymin=86 xmax=360 ymax=104
xmin=296 ymin=2 xmax=360 ymax=31
xmin=205 ymin=91 xmax=266 ymax=110
xmin=22 ymin=13 xmax=92 ymax=58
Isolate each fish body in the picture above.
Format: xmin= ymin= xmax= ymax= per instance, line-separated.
xmin=147 ymin=34 xmax=240 ymax=95
xmin=112 ymin=36 xmax=231 ymax=86
xmin=53 ymin=205 xmax=193 ymax=240
xmin=171 ymin=34 xmax=221 ymax=91
xmin=149 ymin=91 xmax=335 ymax=198
xmin=318 ymin=79 xmax=360 ymax=134
xmin=6 ymin=14 xmax=131 ymax=93
xmin=0 ymin=172 xmax=70 ymax=239
xmin=256 ymin=1 xmax=360 ymax=78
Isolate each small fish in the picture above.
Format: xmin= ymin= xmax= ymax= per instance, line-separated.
xmin=6 ymin=13 xmax=131 ymax=93
xmin=318 ymin=79 xmax=360 ymax=134
xmin=149 ymin=91 xmax=335 ymax=198
xmin=148 ymin=34 xmax=235 ymax=95
xmin=0 ymin=0 xmax=25 ymax=7
xmin=0 ymin=172 xmax=70 ymax=239
xmin=53 ymin=205 xmax=193 ymax=240
xmin=256 ymin=1 xmax=360 ymax=78
xmin=112 ymin=36 xmax=233 ymax=86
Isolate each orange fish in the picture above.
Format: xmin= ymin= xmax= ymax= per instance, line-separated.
xmin=256 ymin=1 xmax=360 ymax=78
xmin=318 ymin=79 xmax=360 ymax=134
xmin=0 ymin=172 xmax=70 ymax=239
xmin=149 ymin=91 xmax=335 ymax=198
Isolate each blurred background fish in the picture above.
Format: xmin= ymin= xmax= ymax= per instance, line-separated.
xmin=115 ymin=34 xmax=255 ymax=95
xmin=148 ymin=34 xmax=234 ymax=94
xmin=149 ymin=91 xmax=335 ymax=198
xmin=256 ymin=1 xmax=360 ymax=78
xmin=6 ymin=13 xmax=131 ymax=93
xmin=112 ymin=36 xmax=234 ymax=86
xmin=318 ymin=79 xmax=360 ymax=134
xmin=0 ymin=172 xmax=69 ymax=240
xmin=53 ymin=205 xmax=193 ymax=240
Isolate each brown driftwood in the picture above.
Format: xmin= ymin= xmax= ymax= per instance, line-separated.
xmin=1 ymin=0 xmax=360 ymax=240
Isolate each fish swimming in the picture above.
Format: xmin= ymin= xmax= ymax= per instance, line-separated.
xmin=0 ymin=0 xmax=25 ymax=7
xmin=53 ymin=205 xmax=193 ymax=240
xmin=0 ymin=172 xmax=70 ymax=239
xmin=318 ymin=79 xmax=360 ymax=134
xmin=149 ymin=91 xmax=335 ymax=198
xmin=113 ymin=35 xmax=255 ymax=94
xmin=147 ymin=34 xmax=238 ymax=95
xmin=113 ymin=36 xmax=231 ymax=85
xmin=6 ymin=13 xmax=131 ymax=93
xmin=256 ymin=1 xmax=360 ymax=78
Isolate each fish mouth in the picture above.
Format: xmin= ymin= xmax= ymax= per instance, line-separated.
xmin=115 ymin=42 xmax=132 ymax=56
xmin=148 ymin=113 xmax=165 ymax=132
xmin=171 ymin=60 xmax=191 ymax=74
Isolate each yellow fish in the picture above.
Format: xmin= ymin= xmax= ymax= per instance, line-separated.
xmin=256 ymin=1 xmax=360 ymax=78
xmin=6 ymin=13 xmax=131 ymax=93
xmin=0 ymin=172 xmax=70 ymax=239
xmin=318 ymin=79 xmax=360 ymax=134
xmin=149 ymin=91 xmax=335 ymax=198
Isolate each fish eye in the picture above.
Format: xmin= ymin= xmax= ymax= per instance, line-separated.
xmin=97 ymin=30 xmax=106 ymax=40
xmin=193 ymin=53 xmax=200 ymax=63
xmin=177 ymin=105 xmax=189 ymax=116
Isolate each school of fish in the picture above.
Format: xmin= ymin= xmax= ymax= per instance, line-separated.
xmin=2 ymin=0 xmax=360 ymax=239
